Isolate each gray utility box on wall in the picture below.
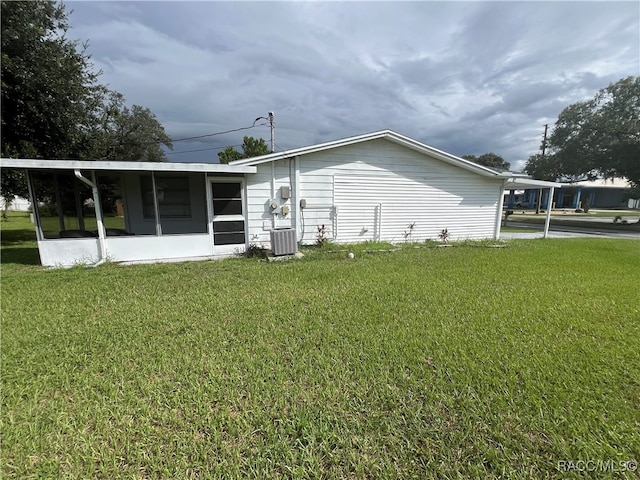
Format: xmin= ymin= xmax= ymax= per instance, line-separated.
xmin=270 ymin=228 xmax=298 ymax=256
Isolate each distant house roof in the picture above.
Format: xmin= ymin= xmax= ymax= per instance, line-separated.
xmin=567 ymin=177 xmax=632 ymax=189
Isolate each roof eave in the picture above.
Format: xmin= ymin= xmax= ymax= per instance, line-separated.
xmin=0 ymin=158 xmax=256 ymax=174
xmin=501 ymin=175 xmax=562 ymax=189
xmin=230 ymin=129 xmax=503 ymax=178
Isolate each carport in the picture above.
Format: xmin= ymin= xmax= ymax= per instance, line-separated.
xmin=499 ymin=177 xmax=560 ymax=239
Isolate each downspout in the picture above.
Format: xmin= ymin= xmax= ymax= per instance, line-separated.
xmin=151 ymin=171 xmax=162 ymax=236
xmin=543 ymin=187 xmax=555 ymax=238
xmin=74 ymin=169 xmax=107 ymax=266
xmin=378 ymin=203 xmax=382 ymax=241
xmin=270 ymin=161 xmax=276 ymax=229
xmin=294 ymin=156 xmax=301 ymax=242
xmin=26 ymin=170 xmax=44 ymax=241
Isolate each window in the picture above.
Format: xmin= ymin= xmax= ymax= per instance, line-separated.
xmin=141 ymin=175 xmax=191 ymax=219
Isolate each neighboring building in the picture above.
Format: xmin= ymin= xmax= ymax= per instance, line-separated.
xmin=0 ymin=130 xmax=558 ymax=267
xmin=504 ymin=177 xmax=638 ymax=210
xmin=0 ymin=195 xmax=30 ymax=211
xmin=553 ymin=177 xmax=635 ymax=209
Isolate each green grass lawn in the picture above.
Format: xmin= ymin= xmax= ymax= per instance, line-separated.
xmin=2 ymin=213 xmax=639 ymax=478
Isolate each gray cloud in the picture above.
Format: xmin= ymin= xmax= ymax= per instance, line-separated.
xmin=67 ymin=1 xmax=639 ymax=170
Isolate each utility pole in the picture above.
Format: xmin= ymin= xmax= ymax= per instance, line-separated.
xmin=254 ymin=112 xmax=275 ymax=153
xmin=536 ymin=124 xmax=549 ymax=214
xmin=268 ymin=111 xmax=275 ymax=153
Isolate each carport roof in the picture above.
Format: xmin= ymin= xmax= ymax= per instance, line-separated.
xmin=501 ymin=176 xmax=561 ymax=189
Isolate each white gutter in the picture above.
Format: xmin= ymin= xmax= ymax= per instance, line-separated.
xmin=1 ymin=158 xmax=256 ymax=174
xmin=150 ymin=172 xmax=162 ymax=236
xmin=294 ymin=156 xmax=301 ymax=241
xmin=270 ymin=161 xmax=276 ymax=229
xmin=74 ymin=169 xmax=107 ymax=266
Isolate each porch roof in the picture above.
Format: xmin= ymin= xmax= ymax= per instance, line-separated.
xmin=0 ymin=158 xmax=257 ymax=174
xmin=501 ymin=176 xmax=562 ymax=190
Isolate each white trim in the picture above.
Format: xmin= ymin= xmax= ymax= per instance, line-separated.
xmin=230 ymin=130 xmax=501 ymax=177
xmin=0 ymin=158 xmax=256 ymax=174
xmin=150 ymin=172 xmax=162 ymax=235
xmin=494 ymin=182 xmax=506 ymax=240
xmin=294 ymin=156 xmax=301 ymax=241
xmin=543 ymin=187 xmax=555 ymax=238
xmin=502 ymin=177 xmax=560 ymax=189
xmin=207 ymin=177 xmax=248 ymax=255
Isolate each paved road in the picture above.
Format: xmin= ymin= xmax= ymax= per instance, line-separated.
xmin=502 ymin=221 xmax=640 ymax=240
xmin=546 ymin=214 xmax=640 ymax=224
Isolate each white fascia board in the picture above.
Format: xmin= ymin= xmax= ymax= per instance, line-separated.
xmin=230 ymin=129 xmax=502 ymax=178
xmin=0 ymin=158 xmax=256 ymax=174
xmin=383 ymin=132 xmax=501 ymax=177
xmin=501 ymin=176 xmax=562 ymax=189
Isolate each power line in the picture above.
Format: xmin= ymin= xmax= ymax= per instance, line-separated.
xmin=169 ymin=122 xmax=269 ymax=143
xmin=120 ymin=121 xmax=270 ymax=147
xmin=166 ymin=129 xmax=283 ymax=157
xmin=165 ymin=143 xmax=244 ymax=156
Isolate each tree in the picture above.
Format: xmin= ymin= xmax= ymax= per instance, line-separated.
xmin=83 ymin=91 xmax=172 ymax=161
xmin=0 ymin=170 xmax=28 ymax=218
xmin=526 ymin=76 xmax=640 ymax=188
xmin=1 ymin=1 xmax=172 ymax=208
xmin=1 ymin=0 xmax=101 ymax=159
xmin=462 ymin=153 xmax=510 ymax=171
xmin=217 ymin=146 xmax=244 ymax=164
xmin=218 ymin=136 xmax=270 ymax=164
xmin=523 ymin=153 xmax=562 ymax=181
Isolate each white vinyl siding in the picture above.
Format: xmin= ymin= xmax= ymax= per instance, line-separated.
xmin=245 ymin=138 xmax=503 ymax=248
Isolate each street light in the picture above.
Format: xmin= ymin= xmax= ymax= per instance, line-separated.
xmin=254 ymin=111 xmax=275 ymax=152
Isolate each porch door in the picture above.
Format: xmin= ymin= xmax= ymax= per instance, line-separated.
xmin=209 ymin=179 xmax=247 ymax=253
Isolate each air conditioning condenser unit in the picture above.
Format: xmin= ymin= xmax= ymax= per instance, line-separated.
xmin=270 ymin=228 xmax=297 ymax=256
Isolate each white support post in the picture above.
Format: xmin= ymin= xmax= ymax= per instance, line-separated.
xmin=543 ymin=187 xmax=554 ymax=238
xmin=494 ymin=184 xmax=506 ymax=240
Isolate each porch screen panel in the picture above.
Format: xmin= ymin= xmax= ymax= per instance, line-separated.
xmin=141 ymin=176 xmax=191 ymax=219
xmin=138 ymin=173 xmax=207 ymax=235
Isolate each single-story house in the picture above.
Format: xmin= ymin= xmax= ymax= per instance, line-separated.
xmin=0 ymin=130 xmax=558 ymax=267
xmin=553 ymin=177 xmax=637 ymax=209
xmin=504 ymin=177 xmax=639 ymax=211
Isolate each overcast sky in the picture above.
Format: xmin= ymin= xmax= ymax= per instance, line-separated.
xmin=67 ymin=1 xmax=639 ymax=170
